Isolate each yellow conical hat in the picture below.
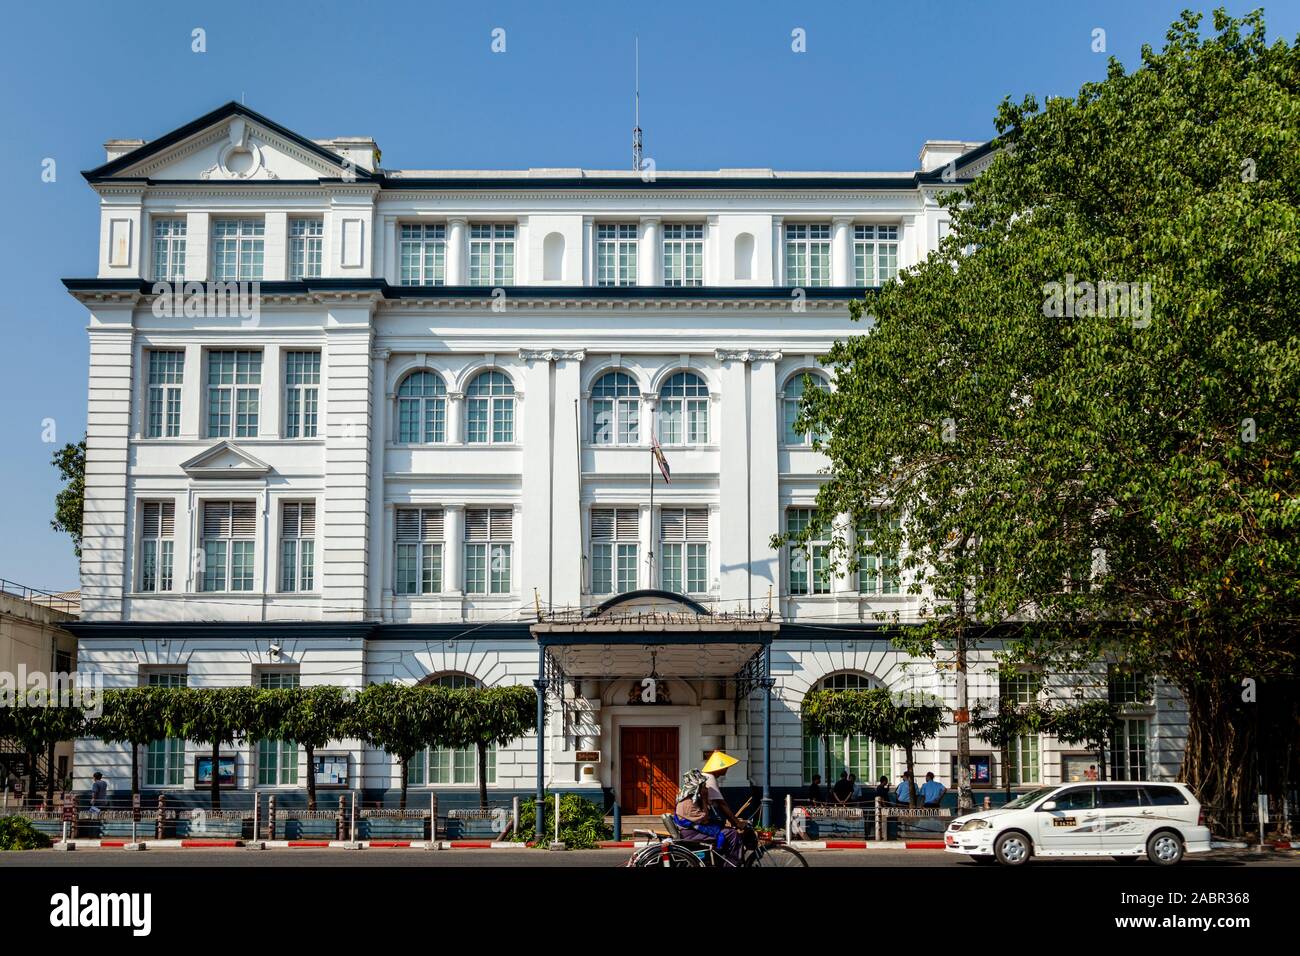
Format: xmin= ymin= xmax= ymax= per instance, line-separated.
xmin=702 ymin=750 xmax=739 ymax=774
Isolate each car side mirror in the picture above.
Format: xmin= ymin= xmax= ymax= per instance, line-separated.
xmin=1039 ymin=800 xmax=1057 ymax=811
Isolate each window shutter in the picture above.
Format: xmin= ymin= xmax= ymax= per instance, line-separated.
xmin=490 ymin=508 xmax=513 ymax=539
xmin=231 ymin=502 xmax=257 ymax=538
xmin=203 ymin=501 xmax=231 ymax=537
xmin=660 ymin=508 xmax=684 ymax=541
xmin=299 ymin=502 xmax=315 ymax=536
xmin=685 ymin=508 xmax=709 ymax=540
xmin=616 ymin=508 xmax=639 ymax=540
xmin=591 ymin=509 xmax=614 ymax=541
xmin=420 ymin=507 xmax=444 ymax=540
xmin=160 ymin=501 xmax=175 ymax=537
xmin=142 ymin=502 xmax=161 ymax=537
xmin=395 ymin=509 xmax=421 ymax=541
xmin=465 ymin=508 xmax=489 ymax=541
xmin=281 ymin=503 xmax=300 ymax=538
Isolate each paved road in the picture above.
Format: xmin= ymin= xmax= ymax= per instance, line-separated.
xmin=0 ymin=847 xmax=1293 ymax=867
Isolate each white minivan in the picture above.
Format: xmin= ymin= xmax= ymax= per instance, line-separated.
xmin=944 ymin=781 xmax=1213 ymax=865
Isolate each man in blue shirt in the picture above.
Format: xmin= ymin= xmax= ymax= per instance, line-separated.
xmin=920 ymin=772 xmax=947 ymax=807
xmin=895 ymin=771 xmax=918 ymax=805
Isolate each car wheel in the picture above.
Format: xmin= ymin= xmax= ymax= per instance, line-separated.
xmin=1146 ymin=831 xmax=1184 ymax=866
xmin=994 ymin=831 xmax=1032 ymax=866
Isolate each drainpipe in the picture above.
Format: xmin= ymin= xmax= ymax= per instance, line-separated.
xmin=761 ymin=645 xmax=773 ymax=828
xmin=534 ymin=645 xmax=548 ymax=841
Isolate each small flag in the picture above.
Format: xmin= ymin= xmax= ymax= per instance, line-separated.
xmin=651 ymin=437 xmax=671 ymax=483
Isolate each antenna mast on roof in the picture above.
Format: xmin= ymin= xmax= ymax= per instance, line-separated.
xmin=632 ymin=37 xmax=643 ymax=171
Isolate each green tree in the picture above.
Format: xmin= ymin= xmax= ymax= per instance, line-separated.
xmin=161 ymin=687 xmax=259 ymax=810
xmin=972 ymin=698 xmax=1049 ymax=802
xmin=258 ymin=685 xmax=353 ymax=811
xmin=1046 ymin=699 xmax=1123 ymax=783
xmin=89 ymin=687 xmax=170 ymax=802
xmin=49 ymin=439 xmax=85 ymax=557
xmin=801 ymin=687 xmax=946 ymax=807
xmin=443 ymin=685 xmax=537 ymax=810
xmin=794 ymin=10 xmax=1300 ymax=826
xmin=0 ymin=691 xmax=87 ymax=805
xmin=348 ymin=683 xmax=451 ymax=810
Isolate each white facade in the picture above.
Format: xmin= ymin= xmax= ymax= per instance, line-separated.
xmin=66 ymin=104 xmax=1183 ymax=806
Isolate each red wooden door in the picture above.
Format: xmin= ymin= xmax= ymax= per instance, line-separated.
xmin=620 ymin=726 xmax=680 ymax=815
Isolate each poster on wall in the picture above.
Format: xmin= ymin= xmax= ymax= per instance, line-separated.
xmin=1061 ymin=754 xmax=1101 ymax=783
xmin=950 ymin=754 xmax=993 ymax=786
xmin=313 ymin=753 xmax=349 ymax=788
xmin=194 ymin=756 xmax=237 ymax=789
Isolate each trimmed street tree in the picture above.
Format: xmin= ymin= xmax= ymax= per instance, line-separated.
xmin=794 ymin=10 xmax=1300 ymax=826
xmin=0 ymin=692 xmax=87 ymax=805
xmin=972 ymin=698 xmax=1049 ymax=802
xmin=1046 ymin=699 xmax=1123 ymax=783
xmin=90 ymin=687 xmax=170 ymax=802
xmin=443 ymin=685 xmax=537 ymax=810
xmin=801 ymin=686 xmax=946 ymax=807
xmin=259 ymin=685 xmax=354 ymax=811
xmin=348 ymin=683 xmax=452 ymax=810
xmin=162 ymin=687 xmax=259 ymax=810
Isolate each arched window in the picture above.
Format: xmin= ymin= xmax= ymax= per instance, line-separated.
xmin=658 ymin=372 xmax=708 ymax=445
xmin=591 ymin=371 xmax=639 ymax=445
xmin=409 ymin=673 xmax=496 ymax=786
xmin=466 ymin=370 xmax=515 ymax=444
xmin=783 ymin=372 xmax=829 ymax=446
xmin=802 ymin=672 xmax=892 ymax=789
xmin=395 ymin=370 xmax=446 ymax=443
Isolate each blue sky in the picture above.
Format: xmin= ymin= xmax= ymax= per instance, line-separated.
xmin=1 ymin=0 xmax=1296 ymax=591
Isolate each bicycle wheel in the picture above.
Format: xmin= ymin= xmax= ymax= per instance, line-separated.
xmin=630 ymin=842 xmax=702 ymax=867
xmin=747 ymin=843 xmax=809 ymax=867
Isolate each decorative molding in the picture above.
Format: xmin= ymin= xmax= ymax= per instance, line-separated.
xmin=714 ymin=348 xmax=783 ymax=363
xmin=518 ymin=348 xmax=587 ymax=362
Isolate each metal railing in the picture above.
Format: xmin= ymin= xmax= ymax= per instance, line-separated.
xmin=0 ymin=578 xmax=79 ymax=615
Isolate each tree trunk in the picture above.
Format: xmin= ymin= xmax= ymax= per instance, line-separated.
xmin=905 ymin=744 xmax=918 ymax=807
xmin=399 ymin=755 xmax=409 ymax=810
xmin=1097 ymin=742 xmax=1108 ymax=782
xmin=25 ymin=749 xmax=38 ymax=809
xmin=210 ymin=740 xmax=221 ymax=810
xmin=478 ymin=742 xmax=489 ymax=810
xmin=45 ymin=740 xmax=56 ymax=805
xmin=1180 ymin=682 xmax=1254 ymax=838
xmin=305 ymin=744 xmax=317 ymax=812
xmin=955 ymin=624 xmax=972 ymax=813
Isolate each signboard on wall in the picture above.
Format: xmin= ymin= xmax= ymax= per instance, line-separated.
xmin=313 ymin=753 xmax=349 ymax=789
xmin=194 ymin=756 xmax=237 ymax=789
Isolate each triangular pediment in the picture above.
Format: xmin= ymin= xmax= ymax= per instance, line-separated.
xmin=84 ymin=102 xmax=371 ymax=183
xmin=180 ymin=441 xmax=273 ymax=478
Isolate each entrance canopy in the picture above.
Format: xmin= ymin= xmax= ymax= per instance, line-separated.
xmin=532 ymin=588 xmax=776 ymax=679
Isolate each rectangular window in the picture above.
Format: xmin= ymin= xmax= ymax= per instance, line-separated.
xmin=399 ymin=223 xmax=446 ymax=286
xmin=279 ymin=502 xmax=316 ymax=593
xmin=211 ymin=218 xmax=265 ymax=281
xmin=858 ymin=518 xmax=901 ymax=595
xmin=146 ymin=671 xmax=186 ymax=786
xmin=853 ymin=224 xmax=899 ymax=286
xmin=1007 ymin=734 xmax=1041 ymax=785
xmin=288 ymin=218 xmax=323 ymax=280
xmin=151 ymin=218 xmax=187 ymax=282
xmin=785 ymin=224 xmax=831 ymax=287
xmin=787 ymin=509 xmax=830 ymax=596
xmin=662 ymin=224 xmax=703 ymax=287
xmin=1108 ymin=666 xmax=1153 ymax=706
xmin=597 ymin=223 xmax=638 ymax=286
xmin=206 ymin=349 xmax=262 ymax=438
xmin=139 ymin=500 xmax=175 ymax=592
xmin=395 ymin=507 xmax=444 ymax=595
xmin=999 ymin=672 xmax=1041 ymax=706
xmin=591 ymin=508 xmax=639 ymax=595
xmin=201 ymin=500 xmax=257 ymax=592
xmin=469 ymin=223 xmax=515 ymax=286
xmin=145 ymin=349 xmax=184 ymax=438
xmin=1112 ymin=718 xmax=1149 ymax=781
xmin=283 ymin=350 xmax=320 ymax=438
xmin=257 ymin=671 xmax=300 ymax=785
xmin=464 ymin=508 xmax=512 ymax=595
xmin=660 ymin=507 xmax=709 ymax=595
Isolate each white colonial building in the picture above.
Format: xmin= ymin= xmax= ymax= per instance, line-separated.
xmin=64 ymin=103 xmax=1185 ymax=816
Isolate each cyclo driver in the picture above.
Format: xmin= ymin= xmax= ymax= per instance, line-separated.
xmin=671 ymin=750 xmax=750 ymax=866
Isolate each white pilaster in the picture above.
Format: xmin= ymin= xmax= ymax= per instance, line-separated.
xmin=638 ymin=216 xmax=661 ymax=286
xmin=832 ymin=217 xmax=853 ymax=287
xmin=447 ymin=217 xmax=467 ymax=285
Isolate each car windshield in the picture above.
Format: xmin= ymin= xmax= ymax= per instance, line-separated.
xmin=1001 ymin=787 xmax=1057 ymax=810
